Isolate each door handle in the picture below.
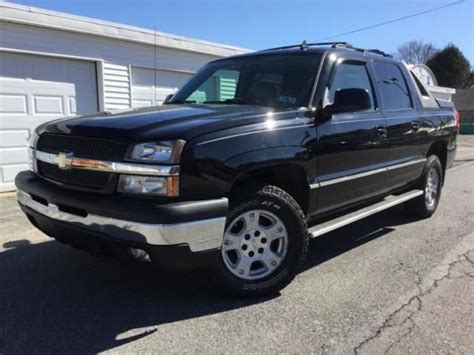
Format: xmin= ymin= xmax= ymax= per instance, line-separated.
xmin=376 ymin=125 xmax=387 ymax=137
xmin=411 ymin=122 xmax=420 ymax=132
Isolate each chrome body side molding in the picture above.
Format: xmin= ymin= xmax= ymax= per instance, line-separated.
xmin=310 ymin=158 xmax=426 ymax=189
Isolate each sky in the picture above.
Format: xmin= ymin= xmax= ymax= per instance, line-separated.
xmin=8 ymin=0 xmax=474 ymax=63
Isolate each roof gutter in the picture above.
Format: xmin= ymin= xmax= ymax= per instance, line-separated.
xmin=0 ymin=2 xmax=251 ymax=57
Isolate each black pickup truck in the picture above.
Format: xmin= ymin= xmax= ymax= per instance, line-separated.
xmin=16 ymin=42 xmax=458 ymax=296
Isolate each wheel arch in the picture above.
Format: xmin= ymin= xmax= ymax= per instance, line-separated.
xmin=228 ymin=163 xmax=311 ymax=214
xmin=426 ymin=140 xmax=448 ymax=182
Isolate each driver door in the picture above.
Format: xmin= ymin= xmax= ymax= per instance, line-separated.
xmin=315 ymin=58 xmax=389 ymax=214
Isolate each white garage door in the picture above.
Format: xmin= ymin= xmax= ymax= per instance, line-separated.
xmin=0 ymin=52 xmax=99 ymax=191
xmin=131 ymin=67 xmax=192 ymax=107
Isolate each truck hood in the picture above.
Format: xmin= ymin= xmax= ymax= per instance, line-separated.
xmin=39 ymin=104 xmax=275 ymax=142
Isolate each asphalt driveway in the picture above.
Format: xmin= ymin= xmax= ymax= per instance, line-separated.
xmin=0 ymin=137 xmax=473 ymax=354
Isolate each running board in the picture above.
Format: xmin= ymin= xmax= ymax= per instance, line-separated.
xmin=308 ymin=189 xmax=423 ymax=238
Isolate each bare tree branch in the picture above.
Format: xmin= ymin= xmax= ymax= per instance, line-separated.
xmin=396 ymin=40 xmax=438 ymax=64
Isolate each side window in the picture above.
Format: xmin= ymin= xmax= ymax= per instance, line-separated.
xmin=373 ymin=62 xmax=412 ymax=110
xmin=324 ymin=61 xmax=376 ymax=111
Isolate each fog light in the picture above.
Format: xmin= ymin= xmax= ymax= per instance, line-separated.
xmin=117 ymin=175 xmax=179 ymax=196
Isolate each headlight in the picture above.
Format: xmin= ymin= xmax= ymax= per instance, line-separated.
xmin=29 ymin=129 xmax=39 ymax=148
xmin=28 ymin=130 xmax=39 ymax=172
xmin=28 ymin=147 xmax=37 ymax=173
xmin=117 ymin=175 xmax=179 ymax=196
xmin=128 ymin=140 xmax=185 ymax=163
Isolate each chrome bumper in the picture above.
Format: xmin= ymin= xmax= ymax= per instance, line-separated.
xmin=17 ymin=190 xmax=226 ymax=252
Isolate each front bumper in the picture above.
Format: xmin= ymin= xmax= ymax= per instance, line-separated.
xmin=16 ymin=171 xmax=228 ymax=267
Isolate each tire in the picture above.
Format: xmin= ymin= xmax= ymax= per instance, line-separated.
xmin=213 ymin=184 xmax=309 ymax=297
xmin=404 ymin=155 xmax=443 ymax=218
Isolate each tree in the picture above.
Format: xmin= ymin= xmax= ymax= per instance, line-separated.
xmin=396 ymin=40 xmax=438 ymax=64
xmin=426 ymin=44 xmax=473 ymax=89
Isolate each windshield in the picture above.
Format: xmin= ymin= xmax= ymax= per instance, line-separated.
xmin=170 ymin=53 xmax=321 ymax=109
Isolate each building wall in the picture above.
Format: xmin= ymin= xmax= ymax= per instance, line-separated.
xmin=0 ymin=6 xmax=249 ymax=191
xmin=453 ymin=88 xmax=474 ymax=123
xmin=0 ymin=21 xmax=221 ymax=111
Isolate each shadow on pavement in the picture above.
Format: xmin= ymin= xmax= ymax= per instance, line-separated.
xmin=304 ymin=205 xmax=415 ymax=270
xmin=0 ymin=205 xmax=415 ymax=353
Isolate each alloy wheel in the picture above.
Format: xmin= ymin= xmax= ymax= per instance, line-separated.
xmin=221 ymin=209 xmax=289 ymax=280
xmin=425 ymin=167 xmax=440 ymax=208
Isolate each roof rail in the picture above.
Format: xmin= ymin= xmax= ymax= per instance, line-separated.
xmin=261 ymin=41 xmax=353 ymax=52
xmin=260 ymin=41 xmax=393 ymax=58
xmin=366 ymin=49 xmax=393 ymax=58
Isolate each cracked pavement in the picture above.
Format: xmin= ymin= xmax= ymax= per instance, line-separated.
xmin=355 ymin=241 xmax=474 ymax=355
xmin=0 ymin=136 xmax=473 ymax=354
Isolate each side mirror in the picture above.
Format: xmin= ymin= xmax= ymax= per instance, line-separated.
xmin=325 ymin=88 xmax=371 ymax=115
xmin=163 ymin=94 xmax=174 ymax=104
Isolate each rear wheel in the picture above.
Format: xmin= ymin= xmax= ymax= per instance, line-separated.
xmin=404 ymin=155 xmax=443 ymax=218
xmin=214 ymin=185 xmax=308 ymax=296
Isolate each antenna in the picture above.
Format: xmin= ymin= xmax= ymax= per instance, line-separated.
xmin=154 ymin=25 xmax=157 ymax=106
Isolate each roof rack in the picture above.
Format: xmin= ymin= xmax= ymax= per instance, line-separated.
xmin=261 ymin=40 xmax=393 ymax=58
xmin=366 ymin=49 xmax=393 ymax=58
xmin=261 ymin=41 xmax=353 ymax=52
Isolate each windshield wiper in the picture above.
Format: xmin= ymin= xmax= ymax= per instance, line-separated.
xmin=170 ymin=100 xmax=196 ymax=104
xmin=203 ymin=98 xmax=260 ymax=106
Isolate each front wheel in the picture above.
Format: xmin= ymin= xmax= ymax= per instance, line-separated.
xmin=404 ymin=155 xmax=443 ymax=218
xmin=214 ymin=185 xmax=308 ymax=297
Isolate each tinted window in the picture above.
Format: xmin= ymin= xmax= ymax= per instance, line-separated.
xmin=374 ymin=62 xmax=412 ymax=110
xmin=325 ymin=62 xmax=375 ymax=111
xmin=172 ymin=54 xmax=321 ymax=109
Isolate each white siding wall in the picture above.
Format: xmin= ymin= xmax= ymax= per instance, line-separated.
xmin=131 ymin=67 xmax=192 ymax=107
xmin=0 ymin=22 xmax=218 ymax=74
xmin=102 ymin=63 xmax=131 ymax=110
xmin=0 ymin=19 xmax=243 ymax=191
xmin=0 ymin=21 xmax=219 ymax=112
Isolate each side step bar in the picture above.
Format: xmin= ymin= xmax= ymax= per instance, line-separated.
xmin=308 ymin=189 xmax=423 ymax=238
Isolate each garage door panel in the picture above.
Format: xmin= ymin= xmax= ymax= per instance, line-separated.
xmin=0 ymin=55 xmax=31 ymax=79
xmin=132 ymin=68 xmax=191 ymax=88
xmin=32 ymin=59 xmax=66 ymax=83
xmin=0 ymin=94 xmax=28 ymax=114
xmin=1 ymin=164 xmax=28 ymax=184
xmin=68 ymin=97 xmax=77 ymax=114
xmin=131 ymin=67 xmax=192 ymax=106
xmin=0 ymin=130 xmax=29 ymax=148
xmin=33 ymin=95 xmax=64 ymax=114
xmin=0 ymin=147 xmax=28 ymax=165
xmin=132 ymin=99 xmax=153 ymax=108
xmin=66 ymin=62 xmax=98 ymax=86
xmin=0 ymin=52 xmax=99 ymax=190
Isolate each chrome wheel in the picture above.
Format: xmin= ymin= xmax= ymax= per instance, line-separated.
xmin=425 ymin=167 xmax=440 ymax=208
xmin=221 ymin=209 xmax=289 ymax=280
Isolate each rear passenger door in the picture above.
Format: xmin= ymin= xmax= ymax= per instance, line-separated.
xmin=372 ymin=61 xmax=426 ymax=189
xmin=315 ymin=57 xmax=389 ymax=214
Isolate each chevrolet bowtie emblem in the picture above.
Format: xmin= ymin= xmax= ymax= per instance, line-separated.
xmin=56 ymin=152 xmax=74 ymax=170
